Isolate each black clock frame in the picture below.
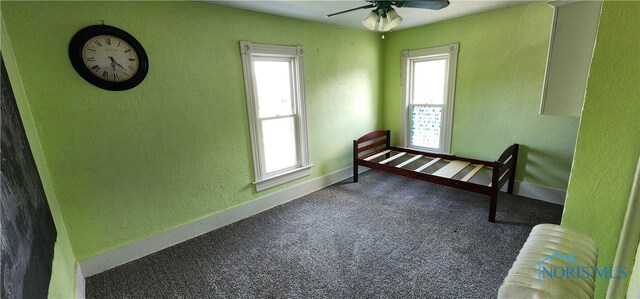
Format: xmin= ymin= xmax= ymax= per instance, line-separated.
xmin=69 ymin=25 xmax=148 ymax=91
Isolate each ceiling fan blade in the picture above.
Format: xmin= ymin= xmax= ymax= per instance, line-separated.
xmin=398 ymin=0 xmax=450 ymax=10
xmin=326 ymin=4 xmax=376 ymax=17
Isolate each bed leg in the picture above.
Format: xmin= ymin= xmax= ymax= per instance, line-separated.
xmin=353 ymin=165 xmax=358 ymax=183
xmin=353 ymin=140 xmax=359 ymax=183
xmin=489 ymin=161 xmax=500 ymax=223
xmin=489 ymin=192 xmax=497 ymax=223
xmin=507 ymin=178 xmax=515 ymax=194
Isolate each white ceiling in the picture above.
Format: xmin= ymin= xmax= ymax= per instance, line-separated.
xmin=205 ymin=0 xmax=535 ymax=31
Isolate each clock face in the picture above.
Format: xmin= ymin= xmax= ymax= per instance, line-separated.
xmin=81 ymin=35 xmax=140 ymax=83
xmin=69 ymin=25 xmax=148 ymax=91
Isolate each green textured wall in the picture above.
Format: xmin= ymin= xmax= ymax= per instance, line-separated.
xmin=381 ymin=3 xmax=579 ymax=189
xmin=1 ymin=17 xmax=77 ymax=299
xmin=1 ymin=1 xmax=381 ymax=260
xmin=562 ymin=2 xmax=640 ymax=298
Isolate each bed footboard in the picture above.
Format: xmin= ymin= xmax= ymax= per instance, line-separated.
xmin=496 ymin=143 xmax=520 ymax=194
xmin=489 ymin=144 xmax=519 ymax=222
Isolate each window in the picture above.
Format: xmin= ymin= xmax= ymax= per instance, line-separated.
xmin=240 ymin=41 xmax=311 ymax=191
xmin=401 ymin=43 xmax=458 ymax=154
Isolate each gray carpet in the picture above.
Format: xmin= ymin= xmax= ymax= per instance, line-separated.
xmin=86 ymin=170 xmax=563 ymax=298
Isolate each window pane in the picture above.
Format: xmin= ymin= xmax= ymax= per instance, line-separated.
xmin=410 ymin=105 xmax=442 ymax=149
xmin=261 ymin=117 xmax=298 ymax=173
xmin=254 ymin=60 xmax=294 ymax=118
xmin=412 ymin=59 xmax=446 ymax=105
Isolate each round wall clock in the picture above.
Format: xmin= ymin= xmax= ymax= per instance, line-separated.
xmin=69 ymin=25 xmax=148 ymax=91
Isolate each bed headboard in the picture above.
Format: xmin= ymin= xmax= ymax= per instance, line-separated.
xmin=353 ymin=130 xmax=391 ymax=160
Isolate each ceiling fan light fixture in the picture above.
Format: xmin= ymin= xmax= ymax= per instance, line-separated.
xmin=362 ymin=11 xmax=379 ymax=30
xmin=378 ymin=17 xmax=388 ymax=31
xmin=361 ymin=7 xmax=403 ymax=32
xmin=379 ymin=8 xmax=402 ymax=32
xmin=386 ymin=8 xmax=403 ymax=29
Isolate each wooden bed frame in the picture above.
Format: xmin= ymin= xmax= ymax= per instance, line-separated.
xmin=353 ymin=130 xmax=519 ymax=223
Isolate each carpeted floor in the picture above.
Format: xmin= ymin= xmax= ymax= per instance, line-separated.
xmin=86 ymin=170 xmax=563 ymax=298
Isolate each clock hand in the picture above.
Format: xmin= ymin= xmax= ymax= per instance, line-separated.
xmin=114 ymin=60 xmax=128 ymax=73
xmin=108 ymin=56 xmax=117 ymax=71
xmin=108 ymin=56 xmax=131 ymax=75
xmin=113 ymin=60 xmax=129 ymax=76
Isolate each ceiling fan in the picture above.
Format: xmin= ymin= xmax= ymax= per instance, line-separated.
xmin=326 ymin=0 xmax=450 ymax=32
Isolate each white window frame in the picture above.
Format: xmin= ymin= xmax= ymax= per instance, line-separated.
xmin=400 ymin=43 xmax=459 ymax=154
xmin=240 ymin=41 xmax=311 ymax=192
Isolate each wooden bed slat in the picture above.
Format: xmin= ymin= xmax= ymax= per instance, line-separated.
xmin=363 ymin=149 xmax=392 ymax=161
xmin=396 ymin=155 xmax=423 ymax=168
xmin=415 ymin=158 xmax=441 ymax=172
xmin=389 ymin=146 xmax=493 ymax=167
xmin=461 ymin=164 xmax=484 ymax=182
xmin=433 ymin=160 xmax=471 ymax=178
xmin=379 ymin=152 xmax=406 ymax=164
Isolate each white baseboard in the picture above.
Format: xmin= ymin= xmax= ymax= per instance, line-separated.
xmin=75 ymin=263 xmax=85 ymax=299
xmin=511 ymin=181 xmax=566 ymax=205
xmin=79 ymin=166 xmax=367 ymax=278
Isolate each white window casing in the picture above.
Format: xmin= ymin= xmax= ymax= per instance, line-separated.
xmin=401 ymin=43 xmax=459 ymax=154
xmin=240 ymin=41 xmax=311 ymax=192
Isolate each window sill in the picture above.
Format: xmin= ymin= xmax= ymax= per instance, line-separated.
xmin=254 ymin=165 xmax=313 ymax=192
xmin=408 ymin=145 xmax=450 ymax=155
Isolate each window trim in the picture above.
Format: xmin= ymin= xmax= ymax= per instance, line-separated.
xmin=240 ymin=41 xmax=311 ymax=192
xmin=400 ymin=43 xmax=459 ymax=154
